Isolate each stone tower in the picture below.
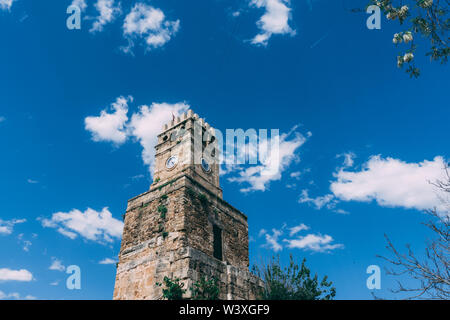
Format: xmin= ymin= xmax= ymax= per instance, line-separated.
xmin=113 ymin=110 xmax=263 ymax=300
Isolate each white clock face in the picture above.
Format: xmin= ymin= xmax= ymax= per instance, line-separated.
xmin=201 ymin=158 xmax=211 ymax=172
xmin=166 ymin=156 xmax=178 ymax=169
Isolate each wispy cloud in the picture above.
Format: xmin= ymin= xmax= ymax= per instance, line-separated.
xmin=259 ymin=228 xmax=283 ymax=252
xmin=0 ymin=290 xmax=36 ymax=300
xmin=17 ymin=234 xmax=32 ymax=252
xmin=0 ymin=0 xmax=16 ymax=11
xmin=289 ymin=223 xmax=309 ymax=236
xmin=298 ymin=189 xmax=336 ymax=210
xmin=71 ymin=0 xmax=87 ymax=12
xmin=336 ymin=151 xmax=356 ymax=168
xmin=290 ymin=171 xmax=301 ymax=180
xmin=49 ymin=258 xmax=65 ymax=272
xmin=99 ymin=258 xmax=117 ymax=265
xmin=90 ymin=0 xmax=122 ymax=33
xmin=227 ymin=126 xmax=308 ymax=192
xmin=0 ymin=218 xmax=26 ymax=236
xmin=131 ymin=174 xmax=145 ymax=181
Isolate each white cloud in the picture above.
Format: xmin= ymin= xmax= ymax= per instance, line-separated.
xmin=122 ymin=3 xmax=180 ymax=53
xmin=227 ymin=127 xmax=307 ymax=192
xmin=261 ymin=228 xmax=283 ymax=252
xmin=22 ymin=240 xmax=32 ymax=252
xmin=99 ymin=258 xmax=117 ymax=265
xmin=56 ymin=227 xmax=77 ymax=239
xmin=0 ymin=218 xmax=26 ymax=235
xmin=27 ymin=179 xmax=38 ymax=184
xmin=283 ymin=234 xmax=344 ymax=253
xmin=259 ymin=223 xmax=343 ymax=253
xmin=289 ymin=223 xmax=309 ymax=236
xmin=85 ymin=96 xmax=132 ymax=144
xmin=17 ymin=233 xmax=32 ymax=251
xmin=290 ymin=171 xmax=301 ymax=179
xmin=336 ymin=152 xmax=356 ymax=168
xmin=128 ymin=102 xmax=189 ymax=173
xmin=131 ymin=173 xmax=145 ymax=181
xmin=0 ymin=268 xmax=33 ymax=281
xmin=71 ymin=0 xmax=87 ymax=12
xmin=250 ymin=0 xmax=295 ymax=46
xmin=330 ymin=156 xmax=449 ymax=214
xmin=40 ymin=207 xmax=123 ymax=244
xmin=0 ymin=0 xmax=15 ymax=11
xmin=85 ymin=97 xmax=188 ymax=174
xmin=0 ymin=290 xmax=36 ymax=300
xmin=298 ymin=189 xmax=336 ymax=210
xmin=334 ymin=208 xmax=350 ymax=215
xmin=90 ymin=0 xmax=121 ymax=33
xmin=49 ymin=258 xmax=65 ymax=272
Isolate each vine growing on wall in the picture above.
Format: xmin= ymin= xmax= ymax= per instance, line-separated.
xmin=158 ymin=195 xmax=169 ymax=239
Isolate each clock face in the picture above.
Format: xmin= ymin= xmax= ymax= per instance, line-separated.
xmin=201 ymin=158 xmax=211 ymax=173
xmin=166 ymin=156 xmax=178 ymax=169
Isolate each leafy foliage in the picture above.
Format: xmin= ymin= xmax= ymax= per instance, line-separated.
xmin=157 ymin=205 xmax=168 ymax=215
xmin=191 ymin=276 xmax=220 ymax=300
xmin=156 ymin=276 xmax=220 ymax=300
xmin=254 ymin=255 xmax=336 ymax=300
xmin=368 ymin=0 xmax=449 ymax=77
xmin=198 ymin=193 xmax=208 ymax=205
xmin=156 ymin=276 xmax=186 ymax=300
xmin=186 ymin=188 xmax=196 ymax=198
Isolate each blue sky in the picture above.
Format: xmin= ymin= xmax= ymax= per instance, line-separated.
xmin=0 ymin=0 xmax=448 ymax=300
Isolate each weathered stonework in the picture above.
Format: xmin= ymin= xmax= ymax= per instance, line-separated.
xmin=113 ymin=111 xmax=263 ymax=300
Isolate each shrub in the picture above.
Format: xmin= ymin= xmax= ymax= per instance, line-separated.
xmin=254 ymin=255 xmax=336 ymax=300
xmin=156 ymin=277 xmax=186 ymax=300
xmin=191 ymin=276 xmax=220 ymax=300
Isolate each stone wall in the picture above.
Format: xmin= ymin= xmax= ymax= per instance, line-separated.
xmin=113 ymin=174 xmax=262 ymax=300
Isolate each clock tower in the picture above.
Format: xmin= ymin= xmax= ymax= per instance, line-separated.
xmin=152 ymin=110 xmax=222 ymax=199
xmin=113 ymin=110 xmax=263 ymax=300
